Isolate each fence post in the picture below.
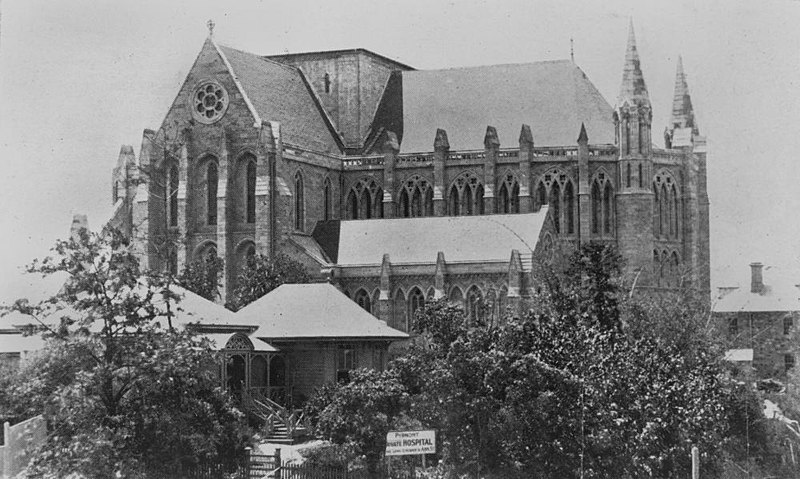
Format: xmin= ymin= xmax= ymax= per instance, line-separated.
xmin=4 ymin=421 xmax=9 ymax=479
xmin=691 ymin=445 xmax=699 ymax=479
xmin=274 ymin=448 xmax=282 ymax=479
xmin=244 ymin=446 xmax=251 ymax=479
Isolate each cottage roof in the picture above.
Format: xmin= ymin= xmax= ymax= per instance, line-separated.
xmin=398 ymin=61 xmax=614 ymax=152
xmin=236 ymin=284 xmax=408 ymax=341
xmin=333 ymin=210 xmax=547 ymax=267
xmin=216 ymin=44 xmax=341 ymax=153
xmin=713 ymin=280 xmax=800 ymax=314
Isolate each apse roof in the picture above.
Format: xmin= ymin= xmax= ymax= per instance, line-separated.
xmin=334 ymin=210 xmax=547 ymax=267
xmin=398 ymin=60 xmax=614 ymax=153
xmin=236 ymin=284 xmax=408 ymax=341
xmin=216 ymin=44 xmax=341 ymax=154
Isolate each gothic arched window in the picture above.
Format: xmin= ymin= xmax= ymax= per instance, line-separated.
xmin=207 ymin=162 xmax=218 ymax=226
xmin=603 ymin=182 xmax=613 ymax=234
xmin=354 ymin=289 xmax=371 ymax=314
xmin=168 ymin=164 xmax=179 ymax=227
xmin=448 ymin=172 xmax=482 ymax=216
xmin=393 ymin=289 xmax=407 ymax=332
xmin=347 ymin=178 xmax=383 ymax=220
xmin=323 ymin=178 xmax=332 ymax=221
xmin=449 ymin=187 xmax=460 ymax=216
xmin=626 ymin=163 xmax=631 ymax=188
xmin=498 ymin=173 xmax=520 ymax=214
xmin=591 ymin=181 xmax=601 ymax=234
xmin=347 ymin=190 xmax=358 ymax=220
xmin=294 ymin=171 xmax=305 ymax=231
xmin=564 ymin=181 xmax=575 ymax=234
xmin=246 ymin=160 xmax=256 ymax=224
xmin=536 ymin=182 xmax=547 ymax=211
xmin=467 ymin=286 xmax=483 ymax=322
xmin=550 ymin=182 xmax=561 ymax=234
xmin=408 ymin=287 xmax=425 ymax=331
xmin=670 ymin=184 xmax=679 ymax=238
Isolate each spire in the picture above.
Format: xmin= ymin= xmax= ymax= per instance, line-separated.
xmin=670 ymin=55 xmax=698 ymax=134
xmin=577 ymin=123 xmax=588 ymax=143
xmin=617 ymin=20 xmax=650 ymax=107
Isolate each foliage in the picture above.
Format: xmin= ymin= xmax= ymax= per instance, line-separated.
xmin=231 ymin=253 xmax=311 ymax=310
xmin=3 ymin=227 xmax=251 ymax=477
xmin=178 ymin=251 xmax=225 ymax=302
xmin=304 ymin=369 xmax=410 ymax=473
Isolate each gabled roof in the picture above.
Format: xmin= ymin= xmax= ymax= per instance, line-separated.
xmin=713 ymin=285 xmax=800 ymax=313
xmin=398 ymin=61 xmax=614 ymax=153
xmin=216 ymin=44 xmax=342 ymax=154
xmin=236 ymin=284 xmax=407 ymax=341
xmin=334 ymin=211 xmax=547 ymax=266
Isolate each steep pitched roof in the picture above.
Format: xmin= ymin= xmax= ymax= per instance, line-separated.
xmin=670 ymin=56 xmax=698 ymax=134
xmin=398 ymin=61 xmax=614 ymax=153
xmin=334 ymin=211 xmax=547 ymax=266
xmin=216 ymin=45 xmax=342 ymax=154
xmin=235 ymin=284 xmax=407 ymax=341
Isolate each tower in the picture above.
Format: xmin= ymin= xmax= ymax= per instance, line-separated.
xmin=614 ymin=21 xmax=655 ymax=285
xmin=667 ymin=56 xmax=710 ymax=292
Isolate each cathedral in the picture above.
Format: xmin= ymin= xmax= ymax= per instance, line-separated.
xmin=109 ymin=22 xmax=710 ymax=333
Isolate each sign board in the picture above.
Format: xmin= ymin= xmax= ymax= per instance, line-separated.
xmin=385 ymin=430 xmax=436 ymax=456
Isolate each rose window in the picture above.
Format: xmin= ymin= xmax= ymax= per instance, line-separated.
xmin=192 ymin=81 xmax=228 ymax=123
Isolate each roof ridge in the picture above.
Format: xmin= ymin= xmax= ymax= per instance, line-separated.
xmin=407 ymin=58 xmax=574 ymax=74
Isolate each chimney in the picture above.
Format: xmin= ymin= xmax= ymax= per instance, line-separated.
xmin=750 ymin=262 xmax=764 ymax=294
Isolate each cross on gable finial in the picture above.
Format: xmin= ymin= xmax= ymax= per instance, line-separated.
xmin=207 ymin=19 xmax=215 ymax=37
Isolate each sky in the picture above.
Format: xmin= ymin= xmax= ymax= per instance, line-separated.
xmin=0 ymin=0 xmax=799 ymax=298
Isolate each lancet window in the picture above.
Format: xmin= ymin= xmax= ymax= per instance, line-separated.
xmin=498 ymin=172 xmax=520 ymax=214
xmin=590 ymin=171 xmax=614 ymax=236
xmin=398 ymin=175 xmax=433 ymax=218
xmin=448 ymin=172 xmax=484 ymax=216
xmin=345 ymin=178 xmax=383 ymax=220
xmin=534 ymin=168 xmax=576 ymax=235
xmin=653 ymin=171 xmax=680 ymax=240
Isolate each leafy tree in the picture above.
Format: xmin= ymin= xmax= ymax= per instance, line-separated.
xmin=304 ymin=369 xmax=410 ymax=474
xmin=178 ymin=251 xmax=224 ymax=302
xmin=231 ymin=253 xmax=311 ymax=310
xmin=4 ymin=227 xmax=250 ymax=478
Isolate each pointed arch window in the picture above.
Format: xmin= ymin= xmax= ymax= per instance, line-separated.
xmin=408 ymin=287 xmax=425 ymax=331
xmin=207 ymin=162 xmax=218 ymax=226
xmin=565 ymin=181 xmax=575 ymax=234
xmin=347 ymin=178 xmax=383 ymax=220
xmin=246 ymin=161 xmax=256 ymax=223
xmin=393 ymin=289 xmax=407 ymax=332
xmin=603 ymin=183 xmax=613 ymax=234
xmin=346 ymin=190 xmax=358 ymax=219
xmin=323 ymin=178 xmax=332 ymax=221
xmin=591 ymin=181 xmax=601 ymax=234
xmin=536 ymin=182 xmax=547 ymax=211
xmin=652 ymin=182 xmax=660 ymax=236
xmin=449 ymin=287 xmax=464 ymax=309
xmin=294 ymin=171 xmax=304 ymax=231
xmin=354 ymin=289 xmax=371 ymax=314
xmin=550 ymin=182 xmax=561 ymax=234
xmin=498 ymin=173 xmax=520 ymax=214
xmin=168 ymin=164 xmax=179 ymax=227
xmin=467 ymin=286 xmax=483 ymax=322
xmin=625 ymin=120 xmax=631 ymax=155
xmin=638 ymin=163 xmax=643 ymax=188
xmin=626 ymin=163 xmax=631 ymax=188
xmin=670 ymin=185 xmax=679 ymax=238
xmin=448 ymin=172 xmax=482 ymax=216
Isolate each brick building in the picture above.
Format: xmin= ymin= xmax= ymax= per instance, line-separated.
xmin=109 ymin=22 xmax=710 ymax=331
xmin=714 ymin=263 xmax=800 ymax=378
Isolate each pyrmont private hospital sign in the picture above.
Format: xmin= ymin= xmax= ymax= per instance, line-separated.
xmin=385 ymin=430 xmax=436 ymax=456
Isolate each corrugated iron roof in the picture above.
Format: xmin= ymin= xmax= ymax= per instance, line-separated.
xmin=236 ymin=284 xmax=407 ymax=341
xmin=335 ymin=211 xmax=547 ymax=266
xmin=399 ymin=61 xmax=614 ymax=152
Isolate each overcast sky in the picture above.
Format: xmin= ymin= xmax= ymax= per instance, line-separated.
xmin=1 ymin=0 xmax=798 ymax=297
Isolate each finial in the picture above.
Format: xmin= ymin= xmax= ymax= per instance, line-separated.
xmin=207 ymin=19 xmax=215 ymax=37
xmin=570 ymin=37 xmax=574 ymax=62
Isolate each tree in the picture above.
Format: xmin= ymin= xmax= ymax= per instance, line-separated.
xmin=231 ymin=253 xmax=311 ymax=310
xmin=303 ymin=369 xmax=410 ymax=474
xmin=178 ymin=251 xmax=225 ymax=302
xmin=4 ymin=227 xmax=250 ymax=478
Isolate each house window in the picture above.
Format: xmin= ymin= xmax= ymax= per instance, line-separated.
xmin=786 ymin=354 xmax=795 ymax=372
xmin=354 ymin=289 xmax=371 ymax=313
xmin=785 ymin=317 xmax=793 ymax=336
xmin=336 ymin=345 xmax=356 ymax=383
xmin=728 ymin=317 xmax=738 ymax=336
